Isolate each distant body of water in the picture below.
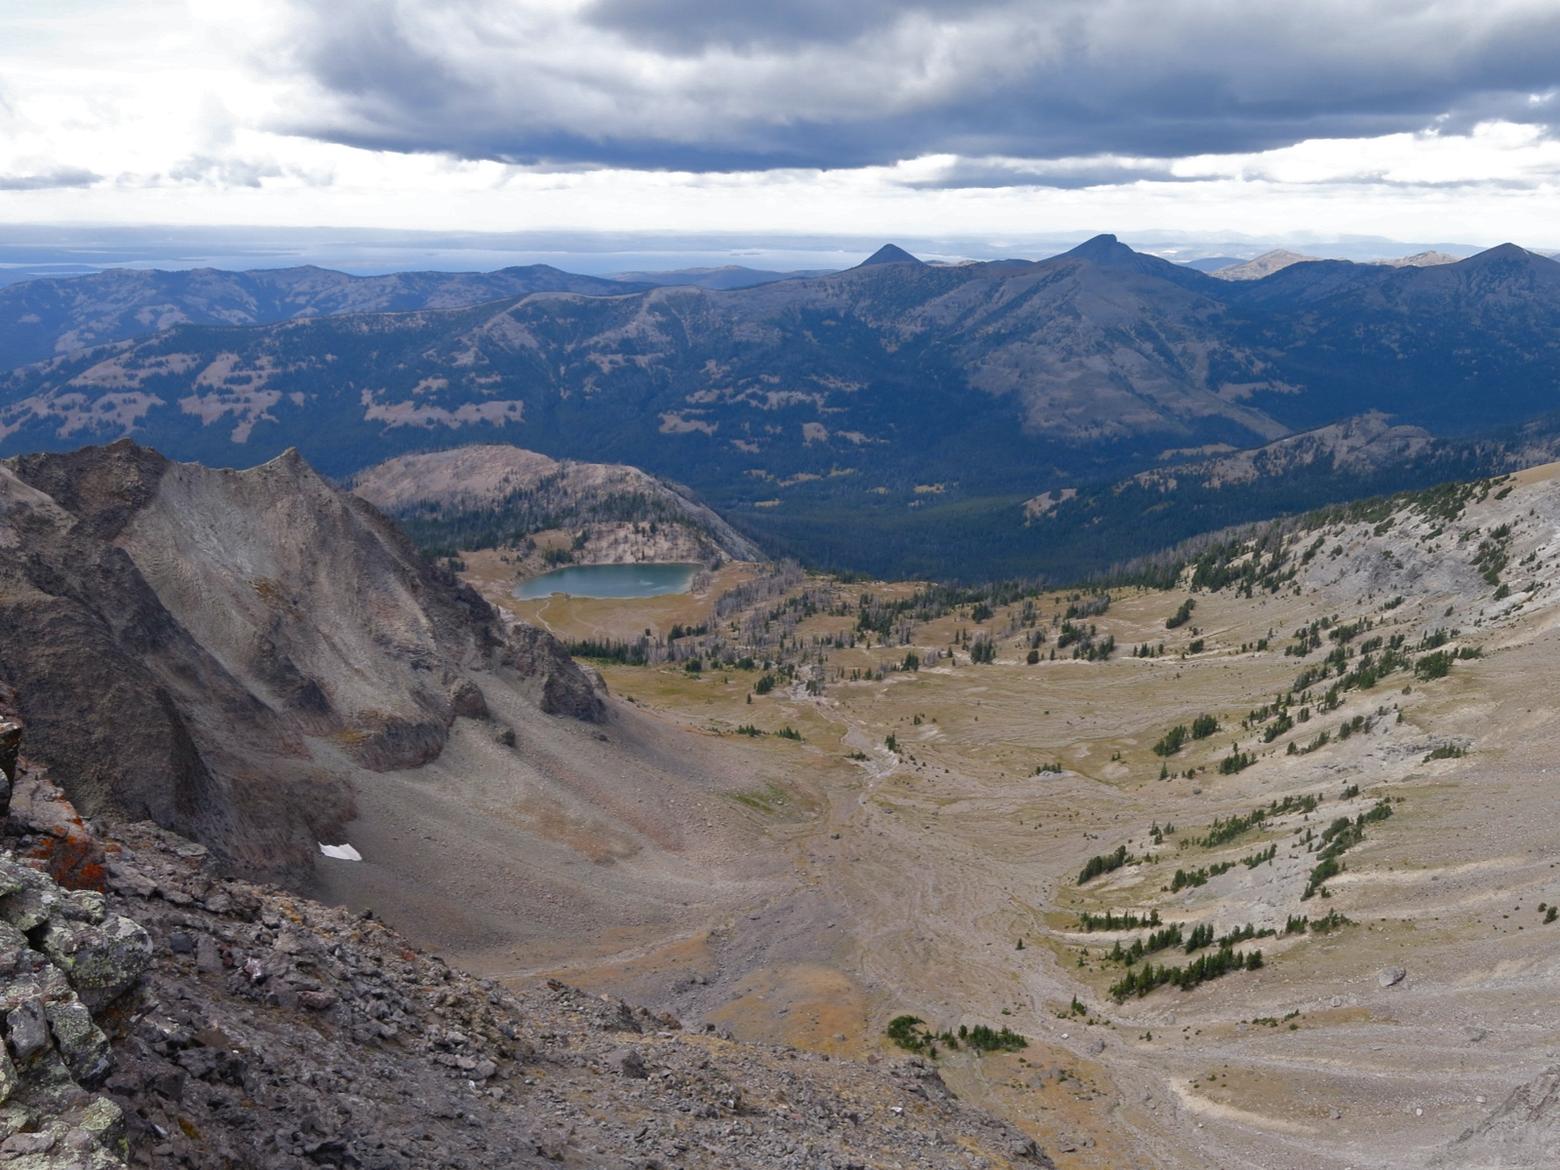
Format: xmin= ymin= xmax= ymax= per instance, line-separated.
xmin=514 ymin=562 xmax=699 ymax=600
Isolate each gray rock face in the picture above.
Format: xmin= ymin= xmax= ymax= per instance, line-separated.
xmin=1437 ymin=1066 xmax=1560 ymax=1167
xmin=0 ymin=442 xmax=615 ymax=880
xmin=7 ymin=998 xmax=49 ymax=1061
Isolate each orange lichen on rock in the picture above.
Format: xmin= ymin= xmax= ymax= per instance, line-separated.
xmin=29 ymin=826 xmax=109 ymax=892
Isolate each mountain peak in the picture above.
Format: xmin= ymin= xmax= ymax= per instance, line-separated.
xmin=1460 ymin=242 xmax=1541 ymax=267
xmin=856 ymin=244 xmax=923 ymax=267
xmin=1063 ymin=234 xmax=1128 ymax=263
xmin=1053 ymin=233 xmax=1215 ymax=292
xmin=1211 ymin=249 xmax=1319 ymax=281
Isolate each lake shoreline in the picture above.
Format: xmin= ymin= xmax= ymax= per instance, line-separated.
xmin=513 ymin=561 xmax=702 ymax=600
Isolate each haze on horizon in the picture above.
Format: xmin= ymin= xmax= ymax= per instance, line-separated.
xmin=2 ymin=0 xmax=1560 ymax=257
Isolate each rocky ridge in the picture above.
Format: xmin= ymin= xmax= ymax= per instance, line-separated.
xmin=0 ymin=441 xmax=605 ymax=880
xmin=1131 ymin=411 xmax=1436 ymax=491
xmin=352 ymin=444 xmax=762 ymax=567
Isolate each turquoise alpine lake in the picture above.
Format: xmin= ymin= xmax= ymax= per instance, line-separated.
xmin=513 ymin=562 xmax=700 ymax=600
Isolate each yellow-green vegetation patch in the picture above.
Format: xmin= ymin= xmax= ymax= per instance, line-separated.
xmin=727 ymin=783 xmax=792 ymax=814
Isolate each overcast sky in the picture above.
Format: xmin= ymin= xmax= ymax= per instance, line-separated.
xmin=3 ymin=0 xmax=1560 ymax=249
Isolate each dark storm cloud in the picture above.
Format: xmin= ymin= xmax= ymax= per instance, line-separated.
xmin=268 ymin=1 xmax=1560 ymax=176
xmin=0 ymin=167 xmax=101 ymax=191
xmin=578 ymin=0 xmax=1007 ymax=54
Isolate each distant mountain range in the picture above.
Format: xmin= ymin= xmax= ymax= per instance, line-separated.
xmin=1205 ymin=247 xmax=1463 ymax=280
xmin=607 ymin=264 xmax=830 ymax=290
xmin=1375 ymin=250 xmax=1463 ymax=268
xmin=0 ymin=261 xmax=854 ymax=372
xmin=0 ymin=264 xmax=648 ymax=372
xmin=1178 ymin=255 xmax=1245 ymax=273
xmin=4 ymin=236 xmax=1560 ymax=578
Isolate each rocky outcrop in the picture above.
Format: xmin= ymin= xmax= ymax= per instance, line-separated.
xmin=0 ymin=848 xmax=150 ymax=1169
xmin=506 ymin=624 xmax=607 ymax=722
xmin=0 ymin=442 xmax=611 ymax=879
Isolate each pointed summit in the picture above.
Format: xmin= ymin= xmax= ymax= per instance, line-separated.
xmin=856 ymin=243 xmax=923 ymax=268
xmin=1050 ymin=233 xmax=1214 ymax=291
xmin=1063 ymin=233 xmax=1130 ymax=263
xmin=1458 ymin=242 xmax=1543 ymax=268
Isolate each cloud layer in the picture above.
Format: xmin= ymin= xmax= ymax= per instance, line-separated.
xmin=0 ymin=167 xmax=102 ymax=192
xmin=1 ymin=1 xmax=1559 ymax=245
xmin=267 ymin=0 xmax=1560 ymax=170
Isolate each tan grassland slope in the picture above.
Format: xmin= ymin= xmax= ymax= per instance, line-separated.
xmin=478 ymin=463 xmax=1560 ymax=1170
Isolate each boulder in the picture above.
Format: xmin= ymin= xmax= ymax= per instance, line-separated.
xmin=44 ymin=996 xmax=113 ymax=1086
xmin=448 ymin=679 xmax=490 ymax=720
xmin=7 ymin=997 xmax=50 ymax=1062
xmin=604 ymin=1047 xmax=648 ymax=1079
xmin=38 ymin=914 xmax=153 ymax=1012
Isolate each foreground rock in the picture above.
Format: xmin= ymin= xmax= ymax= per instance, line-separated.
xmin=0 ymin=851 xmax=149 ymax=1169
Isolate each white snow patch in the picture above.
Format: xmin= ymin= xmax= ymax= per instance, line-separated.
xmin=319 ymin=842 xmax=362 ymax=862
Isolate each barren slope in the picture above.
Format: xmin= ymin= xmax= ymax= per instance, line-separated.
xmin=0 ymin=728 xmax=1054 ymax=1170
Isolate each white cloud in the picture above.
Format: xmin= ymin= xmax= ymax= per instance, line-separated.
xmin=0 ymin=1 xmax=1556 ymax=250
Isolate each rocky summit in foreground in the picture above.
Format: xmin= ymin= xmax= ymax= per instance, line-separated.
xmin=0 ymin=440 xmax=604 ymax=882
xmin=0 ymin=709 xmax=1051 ymax=1170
